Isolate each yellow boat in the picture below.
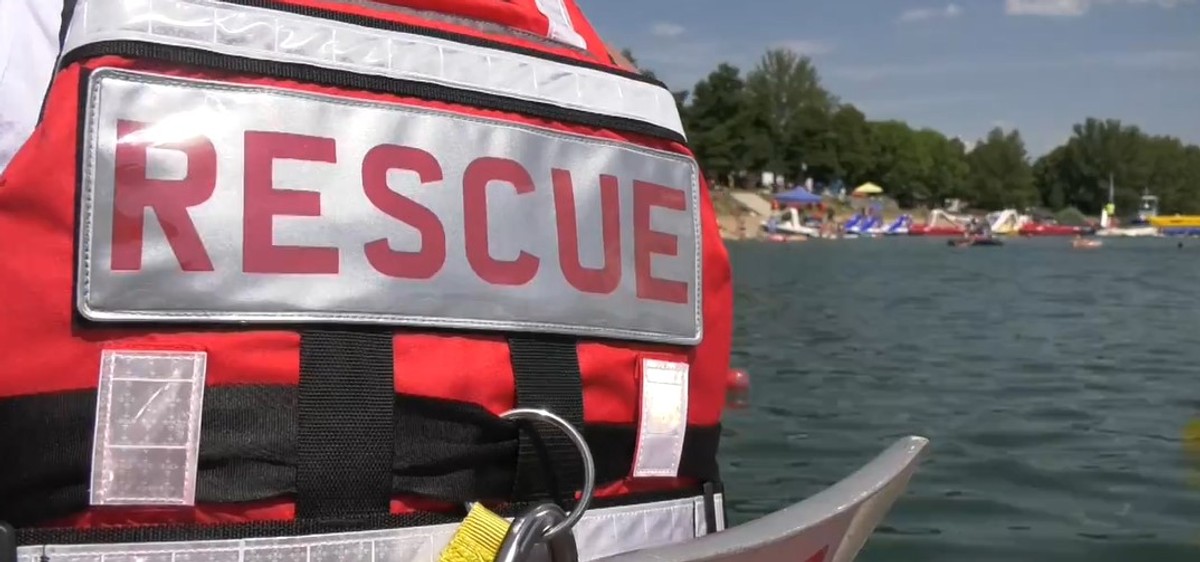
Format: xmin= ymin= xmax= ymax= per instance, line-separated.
xmin=1149 ymin=216 xmax=1200 ymax=228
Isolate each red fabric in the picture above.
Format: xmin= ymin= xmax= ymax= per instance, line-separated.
xmin=0 ymin=1 xmax=730 ymax=525
xmin=0 ymin=55 xmax=730 ymax=424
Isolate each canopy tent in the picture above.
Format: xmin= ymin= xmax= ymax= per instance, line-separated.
xmin=774 ymin=187 xmax=823 ymax=205
xmin=852 ymin=182 xmax=884 ymax=196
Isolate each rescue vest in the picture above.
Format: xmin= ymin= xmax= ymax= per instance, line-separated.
xmin=0 ymin=0 xmax=733 ymax=559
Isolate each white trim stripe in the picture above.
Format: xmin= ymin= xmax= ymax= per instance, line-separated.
xmin=534 ymin=0 xmax=587 ymax=50
xmin=62 ymin=0 xmax=685 ymax=137
xmin=17 ymin=495 xmax=722 ymax=562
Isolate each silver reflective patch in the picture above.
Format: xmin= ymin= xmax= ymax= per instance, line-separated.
xmin=632 ymin=358 xmax=689 ymax=478
xmin=90 ymin=350 xmax=207 ymax=506
xmin=78 ymin=69 xmax=702 ymax=344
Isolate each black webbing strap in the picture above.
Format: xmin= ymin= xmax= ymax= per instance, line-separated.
xmin=507 ymin=335 xmax=585 ymax=503
xmin=296 ymin=329 xmax=394 ymax=519
xmin=36 ymin=0 xmax=78 ymax=124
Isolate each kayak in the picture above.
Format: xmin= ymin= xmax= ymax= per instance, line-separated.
xmin=948 ymin=237 xmax=1004 ymax=247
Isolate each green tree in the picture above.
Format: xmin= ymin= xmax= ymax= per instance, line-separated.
xmin=1033 ymin=145 xmax=1069 ymax=210
xmin=829 ymin=104 xmax=874 ymax=187
xmin=965 ymin=128 xmax=1037 ymax=210
xmin=743 ymin=48 xmax=837 ymax=185
xmin=686 ymin=63 xmax=753 ymax=186
xmin=1029 ymin=118 xmax=1200 ymax=215
xmin=619 ymin=45 xmax=1200 ymax=213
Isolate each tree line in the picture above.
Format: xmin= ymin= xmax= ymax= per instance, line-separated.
xmin=624 ymin=48 xmax=1200 ymax=216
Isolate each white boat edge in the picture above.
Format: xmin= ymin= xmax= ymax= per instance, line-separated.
xmin=595 ymin=435 xmax=931 ymax=562
xmin=1095 ymin=227 xmax=1160 ymax=237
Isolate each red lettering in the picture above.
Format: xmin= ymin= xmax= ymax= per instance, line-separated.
xmin=361 ymin=145 xmax=446 ymax=279
xmin=243 ymin=131 xmax=339 ymax=274
xmin=552 ymin=169 xmax=621 ymax=294
xmin=463 ymin=157 xmax=539 ymax=285
xmin=111 ymin=119 xmax=216 ymax=272
xmin=633 ymin=180 xmax=688 ymax=304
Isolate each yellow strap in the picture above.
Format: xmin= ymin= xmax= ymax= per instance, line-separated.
xmin=438 ymin=503 xmax=512 ymax=562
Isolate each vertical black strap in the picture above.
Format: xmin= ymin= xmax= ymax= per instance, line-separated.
xmin=36 ymin=0 xmax=78 ymax=124
xmin=296 ymin=329 xmax=394 ymax=519
xmin=507 ymin=335 xmax=585 ymax=504
xmin=702 ymin=482 xmax=723 ymax=534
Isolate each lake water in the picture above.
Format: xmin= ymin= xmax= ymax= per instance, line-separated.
xmin=719 ymin=237 xmax=1200 ymax=562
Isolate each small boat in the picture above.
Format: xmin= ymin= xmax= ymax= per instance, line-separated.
xmin=948 ymin=236 xmax=1004 ymax=247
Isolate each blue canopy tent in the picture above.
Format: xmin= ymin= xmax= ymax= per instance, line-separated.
xmin=774 ymin=187 xmax=823 ymax=206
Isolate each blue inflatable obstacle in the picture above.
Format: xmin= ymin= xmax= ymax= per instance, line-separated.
xmin=843 ymin=214 xmax=865 ymax=233
xmin=846 ymin=215 xmax=881 ymax=236
xmin=885 ymin=215 xmax=913 ymax=235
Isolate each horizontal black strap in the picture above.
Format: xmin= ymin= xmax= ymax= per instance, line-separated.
xmin=0 ymin=386 xmax=720 ymax=528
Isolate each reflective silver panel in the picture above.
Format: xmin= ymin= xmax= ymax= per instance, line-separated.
xmin=78 ymin=69 xmax=702 ymax=344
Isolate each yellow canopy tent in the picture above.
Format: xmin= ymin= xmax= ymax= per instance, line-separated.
xmin=853 ymin=182 xmax=883 ymax=196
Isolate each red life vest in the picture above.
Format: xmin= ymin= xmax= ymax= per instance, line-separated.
xmin=0 ymin=0 xmax=732 ymax=558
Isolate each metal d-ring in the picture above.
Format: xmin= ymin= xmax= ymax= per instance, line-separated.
xmin=501 ymin=407 xmax=596 ymax=541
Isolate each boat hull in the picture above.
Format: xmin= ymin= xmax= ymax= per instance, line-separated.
xmin=948 ymin=237 xmax=1003 ymax=247
xmin=597 ymin=436 xmax=931 ymax=562
xmin=909 ymin=225 xmax=965 ymax=237
xmin=1096 ymin=227 xmax=1159 ymax=237
xmin=1160 ymin=228 xmax=1200 ymax=237
xmin=1018 ymin=224 xmax=1092 ymax=237
xmin=762 ymin=223 xmax=821 ymax=238
xmin=1149 ymin=216 xmax=1200 ymax=229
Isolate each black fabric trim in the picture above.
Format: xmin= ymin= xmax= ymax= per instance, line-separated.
xmin=0 ymin=386 xmax=720 ymax=529
xmin=14 ymin=486 xmax=704 ymax=547
xmin=60 ymin=41 xmax=685 ymax=145
xmin=702 ymin=481 xmax=720 ymax=535
xmin=216 ymin=0 xmax=665 ymax=88
xmin=296 ymin=329 xmax=394 ymax=519
xmin=507 ymin=335 xmax=585 ymax=504
xmin=35 ymin=0 xmax=78 ymax=124
xmin=57 ymin=0 xmax=78 ymax=51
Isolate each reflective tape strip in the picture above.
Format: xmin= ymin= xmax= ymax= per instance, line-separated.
xmin=533 ymin=0 xmax=586 ymax=50
xmin=16 ymin=494 xmax=722 ymax=562
xmin=90 ymin=350 xmax=208 ymax=506
xmin=77 ymin=69 xmax=702 ymax=344
xmin=632 ymin=358 xmax=689 ymax=478
xmin=62 ymin=0 xmax=685 ymax=137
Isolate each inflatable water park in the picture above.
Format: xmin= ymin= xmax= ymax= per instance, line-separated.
xmin=759 ymin=182 xmax=1195 ymax=241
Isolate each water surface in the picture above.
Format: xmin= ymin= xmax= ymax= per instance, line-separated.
xmin=721 ymin=237 xmax=1200 ymax=562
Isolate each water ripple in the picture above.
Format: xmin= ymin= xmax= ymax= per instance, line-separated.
xmin=721 ymin=238 xmax=1200 ymax=562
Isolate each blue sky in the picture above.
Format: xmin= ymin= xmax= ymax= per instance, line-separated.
xmin=575 ymin=0 xmax=1200 ymax=156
